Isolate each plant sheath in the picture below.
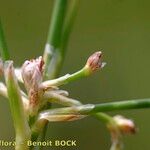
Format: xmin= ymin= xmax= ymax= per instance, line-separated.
xmin=4 ymin=61 xmax=30 ymax=150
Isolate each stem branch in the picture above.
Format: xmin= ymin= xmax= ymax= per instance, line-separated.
xmin=39 ymin=98 xmax=150 ymax=117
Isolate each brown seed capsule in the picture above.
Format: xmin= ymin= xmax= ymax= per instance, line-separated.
xmin=85 ymin=51 xmax=106 ymax=75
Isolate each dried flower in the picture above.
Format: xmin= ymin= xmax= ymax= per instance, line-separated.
xmin=107 ymin=115 xmax=136 ymax=150
xmin=21 ymin=56 xmax=44 ymax=115
xmin=21 ymin=56 xmax=44 ymax=91
xmin=107 ymin=120 xmax=123 ymax=150
xmin=113 ymin=115 xmax=136 ymax=134
xmin=84 ymin=51 xmax=106 ymax=75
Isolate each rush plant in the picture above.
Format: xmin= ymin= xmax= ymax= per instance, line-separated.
xmin=0 ymin=0 xmax=150 ymax=150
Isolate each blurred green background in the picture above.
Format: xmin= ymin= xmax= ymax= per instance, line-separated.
xmin=1 ymin=0 xmax=150 ymax=149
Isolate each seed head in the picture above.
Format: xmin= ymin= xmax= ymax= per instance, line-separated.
xmin=21 ymin=56 xmax=44 ymax=91
xmin=85 ymin=51 xmax=106 ymax=75
xmin=113 ymin=115 xmax=136 ymax=134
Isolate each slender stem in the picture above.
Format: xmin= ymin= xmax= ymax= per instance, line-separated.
xmin=89 ymin=98 xmax=150 ymax=113
xmin=41 ymin=1 xmax=68 ymax=147
xmin=39 ymin=98 xmax=150 ymax=117
xmin=47 ymin=0 xmax=68 ymax=49
xmin=41 ymin=0 xmax=79 ymax=147
xmin=41 ymin=67 xmax=87 ymax=87
xmin=0 ymin=20 xmax=10 ymax=60
xmin=40 ymin=0 xmax=79 ymax=146
xmin=41 ymin=1 xmax=68 ymax=146
xmin=41 ymin=51 xmax=105 ymax=88
xmin=94 ymin=113 xmax=114 ymax=124
xmin=60 ymin=0 xmax=79 ymax=55
xmin=43 ymin=0 xmax=79 ymax=79
xmin=4 ymin=61 xmax=30 ymax=150
xmin=43 ymin=0 xmax=68 ymax=79
xmin=45 ymin=50 xmax=63 ymax=79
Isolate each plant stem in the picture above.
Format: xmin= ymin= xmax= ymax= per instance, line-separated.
xmin=60 ymin=0 xmax=79 ymax=55
xmin=41 ymin=67 xmax=87 ymax=87
xmin=39 ymin=98 xmax=150 ymax=117
xmin=0 ymin=20 xmax=10 ymax=60
xmin=89 ymin=98 xmax=150 ymax=113
xmin=43 ymin=0 xmax=68 ymax=79
xmin=41 ymin=0 xmax=79 ymax=147
xmin=4 ymin=61 xmax=30 ymax=150
xmin=47 ymin=0 xmax=67 ymax=49
xmin=40 ymin=1 xmax=69 ymax=147
xmin=41 ymin=1 xmax=68 ymax=147
xmin=43 ymin=0 xmax=79 ymax=79
xmin=41 ymin=51 xmax=105 ymax=88
xmin=94 ymin=113 xmax=114 ymax=124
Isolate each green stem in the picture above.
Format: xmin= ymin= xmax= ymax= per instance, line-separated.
xmin=43 ymin=0 xmax=68 ymax=79
xmin=40 ymin=1 xmax=69 ymax=148
xmin=60 ymin=0 xmax=79 ymax=55
xmin=39 ymin=98 xmax=150 ymax=117
xmin=41 ymin=0 xmax=79 ymax=147
xmin=45 ymin=50 xmax=63 ymax=79
xmin=41 ymin=67 xmax=87 ymax=87
xmin=40 ymin=1 xmax=79 ymax=146
xmin=47 ymin=0 xmax=67 ymax=49
xmin=89 ymin=98 xmax=150 ymax=113
xmin=43 ymin=0 xmax=79 ymax=79
xmin=94 ymin=113 xmax=114 ymax=124
xmin=4 ymin=61 xmax=30 ymax=150
xmin=41 ymin=50 xmax=105 ymax=87
xmin=0 ymin=20 xmax=10 ymax=60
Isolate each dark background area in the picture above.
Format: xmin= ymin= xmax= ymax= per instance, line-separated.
xmin=0 ymin=0 xmax=150 ymax=149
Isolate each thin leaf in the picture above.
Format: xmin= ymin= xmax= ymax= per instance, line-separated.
xmin=4 ymin=61 xmax=30 ymax=150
